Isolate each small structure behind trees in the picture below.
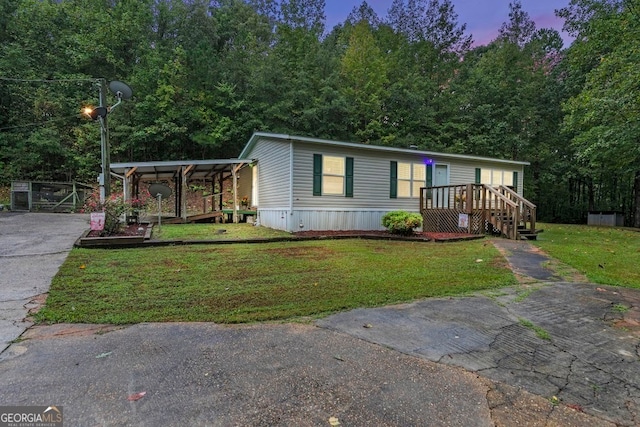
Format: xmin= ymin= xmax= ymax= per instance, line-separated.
xmin=10 ymin=181 xmax=92 ymax=212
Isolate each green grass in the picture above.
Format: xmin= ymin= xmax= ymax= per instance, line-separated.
xmin=519 ymin=318 xmax=551 ymax=341
xmin=37 ymin=239 xmax=515 ymax=324
xmin=153 ymin=223 xmax=292 ymax=240
xmin=612 ymin=304 xmax=630 ymax=313
xmin=532 ymin=223 xmax=640 ymax=287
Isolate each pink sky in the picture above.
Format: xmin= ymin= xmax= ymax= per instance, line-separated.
xmin=325 ymin=0 xmax=572 ymax=47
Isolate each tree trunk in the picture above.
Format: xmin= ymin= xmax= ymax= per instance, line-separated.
xmin=588 ymin=178 xmax=595 ymax=213
xmin=634 ymin=170 xmax=640 ymax=228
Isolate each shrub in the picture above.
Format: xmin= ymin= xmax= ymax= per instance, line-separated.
xmin=82 ymin=188 xmax=151 ymax=236
xmin=382 ymin=211 xmax=423 ymax=235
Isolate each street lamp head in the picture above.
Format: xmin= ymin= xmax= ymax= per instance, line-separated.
xmin=83 ymin=106 xmax=108 ymax=120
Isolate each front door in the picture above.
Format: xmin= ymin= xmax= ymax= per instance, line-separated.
xmin=434 ymin=164 xmax=449 ymax=207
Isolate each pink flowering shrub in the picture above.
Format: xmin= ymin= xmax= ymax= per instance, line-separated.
xmin=82 ymin=188 xmax=151 ymax=236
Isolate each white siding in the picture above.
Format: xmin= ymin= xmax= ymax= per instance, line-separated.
xmin=249 ymin=138 xmax=291 ymax=208
xmin=243 ymin=135 xmax=527 ymax=231
xmin=259 ymin=208 xmax=413 ymax=232
xmin=292 ymin=142 xmax=425 ymax=210
xmin=256 ymin=208 xmax=290 ymax=231
xmin=293 ymin=209 xmax=404 ymax=231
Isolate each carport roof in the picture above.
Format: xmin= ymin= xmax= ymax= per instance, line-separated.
xmin=110 ymin=159 xmax=247 ymax=180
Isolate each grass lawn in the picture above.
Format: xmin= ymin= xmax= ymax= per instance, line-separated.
xmin=153 ymin=223 xmax=291 ymax=240
xmin=37 ymin=238 xmax=515 ymax=324
xmin=532 ymin=223 xmax=640 ymax=287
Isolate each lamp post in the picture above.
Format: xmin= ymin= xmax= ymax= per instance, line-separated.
xmin=99 ymin=79 xmax=110 ymax=203
xmin=84 ymin=80 xmax=132 ymax=204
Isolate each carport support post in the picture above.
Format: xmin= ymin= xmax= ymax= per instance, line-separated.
xmin=232 ymin=164 xmax=239 ymax=223
xmin=122 ymin=170 xmax=130 ymax=205
xmin=181 ymin=166 xmax=188 ymax=222
xmin=181 ymin=164 xmax=194 ymax=222
xmin=157 ymin=193 xmax=162 ymax=229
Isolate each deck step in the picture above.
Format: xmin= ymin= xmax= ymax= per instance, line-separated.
xmin=519 ymin=234 xmax=537 ymax=241
xmin=517 ymin=230 xmax=539 ymax=240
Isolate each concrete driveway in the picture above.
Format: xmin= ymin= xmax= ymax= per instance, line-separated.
xmin=0 ymin=212 xmax=88 ymax=351
xmin=319 ymin=282 xmax=640 ymax=426
xmin=0 ymin=215 xmax=637 ymax=426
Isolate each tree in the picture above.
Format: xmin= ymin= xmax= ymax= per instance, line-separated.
xmin=498 ymin=0 xmax=536 ymax=47
xmin=386 ymin=0 xmax=471 ymax=53
xmin=280 ymin=0 xmax=325 ymax=34
xmin=560 ymin=0 xmax=640 ymax=226
xmin=346 ymin=1 xmax=382 ymax=28
xmin=339 ymin=21 xmax=389 ymax=142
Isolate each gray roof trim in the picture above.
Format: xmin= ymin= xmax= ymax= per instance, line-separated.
xmin=239 ymin=132 xmax=530 ymax=166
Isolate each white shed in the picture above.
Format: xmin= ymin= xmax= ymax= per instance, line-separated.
xmin=238 ymin=132 xmax=529 ymax=233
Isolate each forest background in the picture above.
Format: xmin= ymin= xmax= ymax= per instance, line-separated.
xmin=0 ymin=0 xmax=638 ymax=226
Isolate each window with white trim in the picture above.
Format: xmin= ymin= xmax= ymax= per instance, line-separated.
xmin=479 ymin=168 xmax=515 ymax=187
xmin=313 ymin=154 xmax=354 ymax=197
xmin=322 ymin=156 xmax=345 ymax=195
xmin=397 ymin=162 xmax=426 ymax=198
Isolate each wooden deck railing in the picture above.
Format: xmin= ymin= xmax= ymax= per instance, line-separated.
xmin=482 ymin=185 xmax=519 ymax=240
xmin=420 ymin=184 xmax=536 ymax=240
xmin=496 ymin=185 xmax=537 ymax=234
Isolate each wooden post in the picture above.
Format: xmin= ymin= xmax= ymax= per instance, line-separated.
xmin=232 ymin=164 xmax=239 ymax=223
xmin=174 ymin=175 xmax=180 ymax=219
xmin=181 ymin=165 xmax=193 ymax=222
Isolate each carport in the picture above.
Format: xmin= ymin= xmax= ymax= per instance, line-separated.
xmin=110 ymin=159 xmax=251 ymax=223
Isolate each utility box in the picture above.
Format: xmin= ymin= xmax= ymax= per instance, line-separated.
xmin=587 ymin=211 xmax=625 ymax=227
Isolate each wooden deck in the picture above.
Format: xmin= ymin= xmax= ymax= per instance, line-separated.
xmin=161 ymin=209 xmax=257 ymax=224
xmin=163 ymin=211 xmax=224 ymax=224
xmin=420 ymin=184 xmax=538 ymax=240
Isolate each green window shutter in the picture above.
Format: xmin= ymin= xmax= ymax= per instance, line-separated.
xmin=513 ymin=171 xmax=518 ymax=192
xmin=475 ymin=168 xmax=481 ymax=184
xmin=313 ymin=154 xmax=322 ymax=196
xmin=390 ymin=161 xmax=397 ymax=198
xmin=345 ymin=157 xmax=354 ymax=198
xmin=426 ymin=164 xmax=433 ymax=198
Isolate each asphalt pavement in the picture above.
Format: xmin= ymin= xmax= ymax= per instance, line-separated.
xmin=1 ymin=213 xmax=638 ymax=426
xmin=0 ymin=212 xmax=88 ymax=352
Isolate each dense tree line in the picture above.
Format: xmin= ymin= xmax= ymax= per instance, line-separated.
xmin=0 ymin=0 xmax=638 ymax=226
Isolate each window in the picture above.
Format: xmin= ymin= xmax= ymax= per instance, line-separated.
xmin=323 ymin=156 xmax=345 ymax=195
xmin=476 ymin=168 xmax=517 ymax=190
xmin=390 ymin=161 xmax=427 ymax=198
xmin=313 ymin=154 xmax=354 ymax=197
xmin=413 ymin=164 xmax=426 ymax=196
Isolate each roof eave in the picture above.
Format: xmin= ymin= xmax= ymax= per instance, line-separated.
xmin=239 ymin=132 xmax=530 ymax=166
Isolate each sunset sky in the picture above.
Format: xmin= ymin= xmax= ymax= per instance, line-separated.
xmin=324 ymin=0 xmax=572 ymax=46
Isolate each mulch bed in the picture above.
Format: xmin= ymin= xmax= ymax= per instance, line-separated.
xmin=86 ymin=223 xmax=149 ymax=238
xmin=294 ymin=230 xmax=482 ymax=242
